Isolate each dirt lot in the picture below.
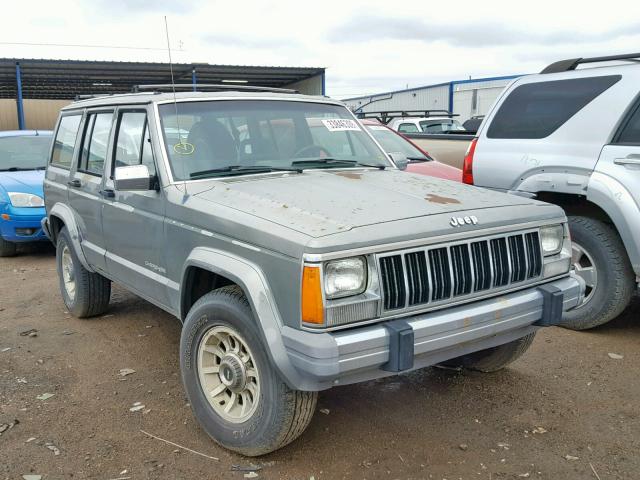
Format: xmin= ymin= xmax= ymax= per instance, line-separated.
xmin=1 ymin=245 xmax=639 ymax=480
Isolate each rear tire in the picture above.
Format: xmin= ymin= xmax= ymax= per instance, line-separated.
xmin=0 ymin=237 xmax=17 ymax=257
xmin=441 ymin=333 xmax=536 ymax=373
xmin=180 ymin=285 xmax=317 ymax=456
xmin=559 ymin=216 xmax=635 ymax=330
xmin=56 ymin=227 xmax=111 ymax=318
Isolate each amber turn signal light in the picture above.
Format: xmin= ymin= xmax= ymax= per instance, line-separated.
xmin=301 ymin=265 xmax=324 ymax=325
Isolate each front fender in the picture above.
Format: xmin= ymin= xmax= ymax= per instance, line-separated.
xmin=48 ymin=202 xmax=94 ymax=272
xmin=180 ymin=247 xmax=327 ymax=390
xmin=587 ymin=172 xmax=640 ymax=276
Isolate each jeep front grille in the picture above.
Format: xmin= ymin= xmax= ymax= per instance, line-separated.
xmin=378 ymin=231 xmax=542 ymax=312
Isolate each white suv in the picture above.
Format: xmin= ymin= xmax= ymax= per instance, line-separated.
xmin=464 ymin=53 xmax=640 ymax=330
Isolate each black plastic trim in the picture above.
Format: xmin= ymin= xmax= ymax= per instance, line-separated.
xmin=535 ymin=284 xmax=564 ymax=327
xmin=382 ymin=320 xmax=414 ymax=372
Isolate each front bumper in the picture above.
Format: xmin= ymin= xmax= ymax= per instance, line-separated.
xmin=0 ymin=204 xmax=47 ymax=243
xmin=282 ymin=275 xmax=582 ymax=391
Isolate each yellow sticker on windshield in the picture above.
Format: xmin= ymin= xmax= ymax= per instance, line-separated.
xmin=173 ymin=142 xmax=195 ymax=155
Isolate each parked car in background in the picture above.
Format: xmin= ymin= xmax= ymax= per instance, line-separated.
xmin=43 ymin=88 xmax=582 ymax=456
xmin=357 ymin=110 xmax=474 ymax=169
xmin=360 ymin=119 xmax=461 ymax=181
xmin=388 ymin=116 xmax=466 ymax=134
xmin=0 ymin=130 xmax=53 ymax=256
xmin=462 ymin=115 xmax=485 ymax=134
xmin=465 ymin=52 xmax=640 ymax=330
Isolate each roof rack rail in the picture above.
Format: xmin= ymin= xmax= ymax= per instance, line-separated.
xmin=541 ymin=52 xmax=640 ymax=74
xmin=74 ymin=93 xmax=112 ymax=101
xmin=132 ymin=83 xmax=298 ymax=94
xmin=354 ymin=110 xmax=458 ymax=124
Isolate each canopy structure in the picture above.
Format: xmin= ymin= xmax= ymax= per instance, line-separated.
xmin=0 ymin=58 xmax=325 ymax=129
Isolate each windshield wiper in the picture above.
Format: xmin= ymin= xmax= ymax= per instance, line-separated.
xmin=406 ymin=156 xmax=430 ymax=163
xmin=0 ymin=167 xmax=43 ymax=172
xmin=291 ymin=158 xmax=386 ymax=170
xmin=189 ymin=165 xmax=303 ymax=180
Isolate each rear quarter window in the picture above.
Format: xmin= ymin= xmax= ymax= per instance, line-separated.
xmin=51 ymin=115 xmax=81 ymax=168
xmin=614 ymin=100 xmax=640 ymax=145
xmin=398 ymin=123 xmax=419 ymax=133
xmin=487 ymin=75 xmax=621 ymax=139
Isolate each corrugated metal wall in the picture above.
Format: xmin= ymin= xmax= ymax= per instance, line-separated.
xmin=451 ymin=79 xmax=514 ymax=122
xmin=0 ymin=99 xmax=71 ymax=131
xmin=0 ymin=99 xmax=18 ymax=130
xmin=344 ymin=84 xmax=449 ymax=113
xmin=23 ymin=99 xmax=71 ymax=130
xmin=285 ymin=74 xmax=324 ymax=95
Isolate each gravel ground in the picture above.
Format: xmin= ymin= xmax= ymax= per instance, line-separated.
xmin=1 ymin=244 xmax=639 ymax=480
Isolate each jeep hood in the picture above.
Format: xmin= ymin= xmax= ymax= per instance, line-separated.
xmin=193 ymin=169 xmax=539 ymax=238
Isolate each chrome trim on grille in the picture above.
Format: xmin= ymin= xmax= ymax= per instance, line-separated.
xmin=377 ymin=229 xmax=544 ymax=317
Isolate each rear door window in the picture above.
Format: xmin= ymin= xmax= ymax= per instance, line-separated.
xmin=80 ymin=112 xmax=113 ymax=175
xmin=487 ymin=75 xmax=621 ymax=139
xmin=51 ymin=115 xmax=81 ymax=168
xmin=614 ymin=101 xmax=640 ymax=145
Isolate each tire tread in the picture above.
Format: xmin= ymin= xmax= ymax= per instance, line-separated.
xmin=186 ymin=285 xmax=317 ymax=457
xmin=561 ymin=216 xmax=635 ymax=330
xmin=57 ymin=227 xmax=111 ymax=318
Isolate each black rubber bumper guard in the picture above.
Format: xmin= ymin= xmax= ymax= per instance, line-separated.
xmin=381 ymin=285 xmax=565 ymax=373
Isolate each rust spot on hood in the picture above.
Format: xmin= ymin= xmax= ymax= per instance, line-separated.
xmin=425 ymin=193 xmax=460 ymax=204
xmin=335 ymin=172 xmax=363 ymax=180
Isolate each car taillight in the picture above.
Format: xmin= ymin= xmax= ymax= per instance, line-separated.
xmin=462 ymin=137 xmax=477 ymax=185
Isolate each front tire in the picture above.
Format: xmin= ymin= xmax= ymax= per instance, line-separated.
xmin=441 ymin=333 xmax=536 ymax=373
xmin=559 ymin=216 xmax=635 ymax=330
xmin=0 ymin=236 xmax=17 ymax=257
xmin=180 ymin=286 xmax=317 ymax=456
xmin=56 ymin=227 xmax=111 ymax=318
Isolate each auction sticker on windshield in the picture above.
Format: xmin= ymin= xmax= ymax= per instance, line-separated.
xmin=322 ymin=119 xmax=361 ymax=131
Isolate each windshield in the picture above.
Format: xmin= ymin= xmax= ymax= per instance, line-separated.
xmin=158 ymin=100 xmax=389 ymax=180
xmin=0 ymin=135 xmax=52 ymax=171
xmin=365 ymin=125 xmax=428 ymax=161
xmin=419 ymin=119 xmax=465 ymax=133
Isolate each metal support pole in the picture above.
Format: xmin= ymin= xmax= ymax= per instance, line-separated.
xmin=192 ymin=68 xmax=197 ymax=92
xmin=15 ymin=62 xmax=25 ymax=130
xmin=321 ymin=71 xmax=326 ymax=96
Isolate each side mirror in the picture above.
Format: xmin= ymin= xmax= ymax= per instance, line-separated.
xmin=114 ymin=164 xmax=155 ymax=191
xmin=389 ymin=152 xmax=408 ymax=171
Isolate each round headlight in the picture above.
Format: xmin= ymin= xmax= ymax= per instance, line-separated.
xmin=7 ymin=192 xmax=44 ymax=208
xmin=540 ymin=225 xmax=564 ymax=256
xmin=324 ymin=257 xmax=367 ymax=299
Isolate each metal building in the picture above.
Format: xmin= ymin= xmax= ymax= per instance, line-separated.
xmin=0 ymin=58 xmax=326 ymax=130
xmin=343 ymin=75 xmax=522 ymax=123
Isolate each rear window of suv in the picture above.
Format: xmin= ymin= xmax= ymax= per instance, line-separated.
xmin=487 ymin=75 xmax=621 ymax=139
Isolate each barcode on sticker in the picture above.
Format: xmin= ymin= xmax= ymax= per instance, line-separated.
xmin=322 ymin=119 xmax=361 ymax=132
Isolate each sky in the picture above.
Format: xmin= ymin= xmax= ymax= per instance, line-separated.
xmin=2 ymin=1 xmax=640 ymax=99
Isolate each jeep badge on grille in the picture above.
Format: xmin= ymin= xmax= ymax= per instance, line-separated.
xmin=450 ymin=216 xmax=478 ymax=227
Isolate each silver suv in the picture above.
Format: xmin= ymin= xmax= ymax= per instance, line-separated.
xmin=42 ymin=88 xmax=582 ymax=455
xmin=466 ymin=53 xmax=640 ymax=330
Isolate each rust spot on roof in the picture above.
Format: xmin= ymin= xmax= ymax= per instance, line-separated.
xmin=425 ymin=193 xmax=460 ymax=204
xmin=335 ymin=172 xmax=363 ymax=180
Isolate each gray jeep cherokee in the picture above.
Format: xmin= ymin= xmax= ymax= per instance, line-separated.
xmin=42 ymin=89 xmax=583 ymax=456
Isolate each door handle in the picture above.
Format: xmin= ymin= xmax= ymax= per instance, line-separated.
xmin=614 ymin=155 xmax=640 ymax=166
xmin=67 ymin=179 xmax=81 ymax=187
xmin=99 ymin=189 xmax=115 ymax=198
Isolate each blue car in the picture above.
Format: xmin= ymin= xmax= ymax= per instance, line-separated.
xmin=0 ymin=130 xmax=53 ymax=256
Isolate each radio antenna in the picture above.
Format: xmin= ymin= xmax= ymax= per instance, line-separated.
xmin=164 ymin=16 xmax=188 ymax=196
